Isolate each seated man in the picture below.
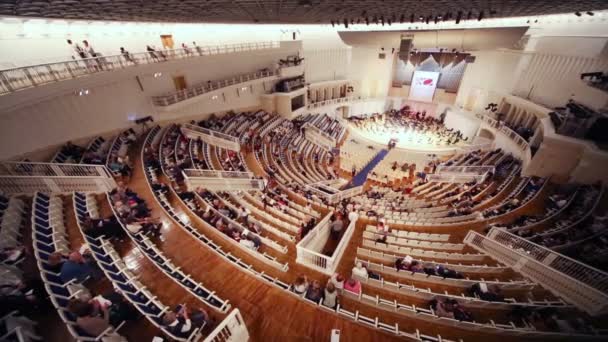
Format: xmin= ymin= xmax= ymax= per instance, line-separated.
xmin=60 ymin=251 xmax=99 ymax=283
xmin=162 ymin=304 xmax=210 ymax=338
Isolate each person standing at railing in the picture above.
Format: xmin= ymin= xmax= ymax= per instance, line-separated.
xmin=83 ymin=40 xmax=103 ymax=71
xmin=119 ymin=47 xmax=137 ymax=65
xmin=181 ymin=43 xmax=192 ymax=56
xmin=67 ymin=39 xmax=87 ymax=59
xmin=146 ymin=45 xmax=160 ymax=62
xmin=192 ymin=41 xmax=203 ymax=55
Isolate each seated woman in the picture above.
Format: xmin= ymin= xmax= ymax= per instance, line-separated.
xmin=322 ymin=282 xmax=339 ymax=309
xmin=343 ymin=277 xmax=362 ymax=295
xmin=68 ymin=297 xmax=112 ymax=336
xmin=292 ymin=275 xmax=309 ymax=295
xmin=305 ymin=281 xmax=324 ymax=302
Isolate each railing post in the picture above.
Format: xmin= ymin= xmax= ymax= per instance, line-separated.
xmin=22 ymin=68 xmax=37 ymax=86
xmin=0 ymin=72 xmax=14 ymax=92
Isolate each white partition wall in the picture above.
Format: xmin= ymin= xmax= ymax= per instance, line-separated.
xmin=182 ymin=169 xmax=264 ymax=191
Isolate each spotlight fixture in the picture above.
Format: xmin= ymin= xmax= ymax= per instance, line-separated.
xmin=410 ymin=14 xmax=415 ymax=23
xmin=534 ymin=19 xmax=538 ymax=23
xmin=365 ymin=17 xmax=369 ymax=25
xmin=426 ymin=15 xmax=430 ymax=24
xmin=356 ymin=18 xmax=361 ymax=24
xmin=526 ymin=20 xmax=530 ymax=23
xmin=388 ymin=19 xmax=392 ymax=26
xmin=456 ymin=11 xmax=462 ymax=24
xmin=331 ymin=20 xmax=335 ymax=27
xmin=380 ymin=15 xmax=384 ymax=25
xmin=587 ymin=11 xmax=594 ymax=16
xmin=343 ymin=18 xmax=348 ymax=28
xmin=381 ymin=47 xmax=385 ymax=51
xmin=575 ymin=12 xmax=582 ymax=16
xmin=400 ymin=14 xmax=404 ymax=23
xmin=434 ymin=16 xmax=439 ymax=24
xmin=373 ymin=15 xmax=378 ymax=24
xmin=478 ymin=11 xmax=484 ymax=21
xmin=467 ymin=11 xmax=472 ymax=20
xmin=451 ymin=48 xmax=456 ymax=53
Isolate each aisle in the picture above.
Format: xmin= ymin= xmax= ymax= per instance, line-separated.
xmin=349 ymin=149 xmax=388 ymax=187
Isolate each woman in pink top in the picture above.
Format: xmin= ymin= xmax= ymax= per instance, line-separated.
xmin=343 ymin=277 xmax=361 ymax=295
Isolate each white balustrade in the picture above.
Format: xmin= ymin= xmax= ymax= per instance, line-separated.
xmin=464 ymin=228 xmax=608 ymax=316
xmin=180 ymin=124 xmax=241 ymax=152
xmin=0 ymin=41 xmax=280 ymax=95
xmin=296 ymin=212 xmax=358 ymax=275
xmin=203 ymin=309 xmax=249 ymax=342
xmin=182 ymin=169 xmax=264 ymax=192
xmin=302 ymin=122 xmax=336 ymax=150
xmin=0 ymin=161 xmax=116 ymax=195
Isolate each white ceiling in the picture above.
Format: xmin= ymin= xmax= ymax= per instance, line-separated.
xmin=0 ymin=1 xmax=606 ymax=24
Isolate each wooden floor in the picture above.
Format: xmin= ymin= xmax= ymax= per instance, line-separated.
xmin=32 ymin=132 xmax=603 ymax=342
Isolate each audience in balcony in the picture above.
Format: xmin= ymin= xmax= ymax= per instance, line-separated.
xmin=343 ymin=277 xmax=362 ymax=295
xmin=59 ymin=251 xmax=100 ymax=283
xmin=469 ymin=283 xmax=505 ymax=302
xmin=162 ymin=304 xmax=211 ymax=338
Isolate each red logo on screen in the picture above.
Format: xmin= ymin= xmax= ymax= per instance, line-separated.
xmin=415 ymin=77 xmax=434 ymax=86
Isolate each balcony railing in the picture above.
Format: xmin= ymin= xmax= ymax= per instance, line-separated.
xmin=476 ymin=113 xmax=530 ymax=152
xmin=465 ymin=228 xmax=608 ymax=316
xmin=152 ymin=69 xmax=276 ymax=106
xmin=0 ymin=41 xmax=280 ymax=96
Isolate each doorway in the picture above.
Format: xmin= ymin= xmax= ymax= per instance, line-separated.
xmin=173 ymin=76 xmax=187 ymax=91
xmin=160 ymin=35 xmax=174 ymax=49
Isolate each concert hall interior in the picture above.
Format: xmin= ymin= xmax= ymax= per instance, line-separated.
xmin=1 ymin=1 xmax=608 ymax=342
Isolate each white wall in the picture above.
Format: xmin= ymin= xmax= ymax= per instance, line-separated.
xmin=443 ymin=109 xmax=481 ymax=140
xmin=455 ymin=50 xmax=523 ymax=111
xmin=348 ymin=47 xmax=394 ymax=98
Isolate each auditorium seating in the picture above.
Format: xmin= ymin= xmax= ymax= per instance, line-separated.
xmin=9 ymin=108 xmax=608 ymax=341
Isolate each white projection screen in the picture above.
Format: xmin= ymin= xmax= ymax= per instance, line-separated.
xmin=408 ymin=71 xmax=440 ymax=103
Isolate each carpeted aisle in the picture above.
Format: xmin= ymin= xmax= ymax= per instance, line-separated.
xmin=349 ymin=149 xmax=388 ymax=187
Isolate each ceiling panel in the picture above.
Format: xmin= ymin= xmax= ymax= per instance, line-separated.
xmin=0 ymin=1 xmax=606 ymax=24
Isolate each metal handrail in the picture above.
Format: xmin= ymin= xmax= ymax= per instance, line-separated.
xmin=0 ymin=41 xmax=280 ymax=95
xmin=152 ymin=70 xmax=277 ymax=106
